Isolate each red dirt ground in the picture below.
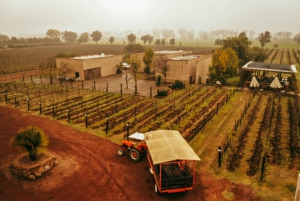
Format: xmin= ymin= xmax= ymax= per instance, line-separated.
xmin=0 ymin=106 xmax=261 ymax=201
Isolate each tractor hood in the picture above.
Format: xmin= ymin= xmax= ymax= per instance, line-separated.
xmin=144 ymin=130 xmax=201 ymax=165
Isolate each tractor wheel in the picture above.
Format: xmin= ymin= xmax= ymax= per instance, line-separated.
xmin=117 ymin=148 xmax=124 ymax=156
xmin=129 ymin=149 xmax=140 ymax=162
xmin=154 ymin=183 xmax=160 ymax=194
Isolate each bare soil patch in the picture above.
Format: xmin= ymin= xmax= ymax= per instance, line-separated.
xmin=0 ymin=105 xmax=260 ymax=201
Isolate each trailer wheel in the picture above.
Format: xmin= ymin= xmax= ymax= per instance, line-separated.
xmin=154 ymin=183 xmax=160 ymax=194
xmin=129 ymin=149 xmax=140 ymax=162
xmin=149 ymin=167 xmax=154 ymax=174
xmin=117 ymin=148 xmax=124 ymax=156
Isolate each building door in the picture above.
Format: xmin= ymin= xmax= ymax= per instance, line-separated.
xmin=190 ymin=76 xmax=193 ymax=84
xmin=84 ymin=67 xmax=101 ymax=80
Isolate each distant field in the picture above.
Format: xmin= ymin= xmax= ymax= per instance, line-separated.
xmin=89 ymin=39 xmax=300 ymax=49
xmin=87 ymin=39 xmax=220 ymax=47
xmin=251 ymin=39 xmax=300 ymax=49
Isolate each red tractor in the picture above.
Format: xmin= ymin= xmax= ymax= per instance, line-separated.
xmin=117 ymin=132 xmax=147 ymax=162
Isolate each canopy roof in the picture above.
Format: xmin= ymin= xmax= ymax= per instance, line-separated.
xmin=144 ymin=130 xmax=201 ymax=165
xmin=129 ymin=132 xmax=145 ymax=141
xmin=242 ymin=61 xmax=297 ymax=73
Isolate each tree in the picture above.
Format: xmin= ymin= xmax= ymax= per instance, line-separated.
xmin=159 ymin=29 xmax=175 ymax=40
xmin=258 ymin=31 xmax=272 ymax=49
xmin=249 ymin=31 xmax=255 ymax=39
xmin=109 ymin=36 xmax=115 ymax=44
xmin=198 ymin=31 xmax=209 ymax=40
xmin=116 ymin=62 xmax=132 ymax=89
xmin=284 ymin=32 xmax=292 ymax=40
xmin=151 ymin=28 xmax=160 ymax=39
xmin=11 ymin=36 xmax=18 ymax=43
xmin=154 ymin=56 xmax=170 ymax=85
xmin=177 ymin=28 xmax=187 ymax=39
xmin=57 ymin=60 xmax=71 ymax=85
xmin=141 ymin=35 xmax=148 ymax=45
xmin=249 ymin=46 xmax=268 ymax=62
xmin=169 ymin=38 xmax=175 ymax=46
xmin=143 ymin=48 xmax=154 ymax=75
xmin=208 ymin=47 xmax=239 ymax=83
xmin=39 ymin=57 xmax=57 ymax=85
xmin=155 ymin=39 xmax=161 ymax=46
xmin=239 ymin=32 xmax=247 ymax=38
xmin=215 ymin=39 xmax=223 ymax=46
xmin=136 ymin=30 xmax=143 ymax=39
xmin=147 ymin=35 xmax=153 ymax=46
xmin=275 ymin=31 xmax=292 ymax=40
xmin=187 ymin=30 xmax=195 ymax=40
xmin=161 ymin=38 xmax=166 ymax=46
xmin=39 ymin=52 xmax=78 ymax=85
xmin=10 ymin=126 xmax=49 ymax=161
xmin=77 ymin=32 xmax=89 ymax=44
xmin=102 ymin=31 xmax=112 ymax=39
xmin=222 ymin=32 xmax=252 ymax=67
xmin=127 ymin=33 xmax=136 ymax=44
xmin=293 ymin=33 xmax=300 ymax=44
xmin=61 ymin=31 xmax=77 ymax=43
xmin=46 ymin=29 xmax=60 ymax=38
xmin=127 ymin=55 xmax=141 ymax=93
xmin=123 ymin=44 xmax=145 ymax=58
xmin=90 ymin=31 xmax=102 ymax=44
xmin=0 ymin=34 xmax=9 ymax=41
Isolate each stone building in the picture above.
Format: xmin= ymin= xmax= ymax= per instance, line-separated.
xmin=56 ymin=54 xmax=122 ymax=81
xmin=132 ymin=50 xmax=212 ymax=84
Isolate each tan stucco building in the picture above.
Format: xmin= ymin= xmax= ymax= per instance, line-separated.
xmin=166 ymin=54 xmax=212 ymax=84
xmin=56 ymin=54 xmax=122 ymax=81
xmin=132 ymin=50 xmax=212 ymax=84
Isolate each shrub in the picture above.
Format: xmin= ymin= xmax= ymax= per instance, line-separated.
xmin=116 ymin=69 xmax=122 ymax=74
xmin=197 ymin=76 xmax=202 ymax=85
xmin=157 ymin=89 xmax=168 ymax=96
xmin=171 ymin=80 xmax=185 ymax=90
xmin=10 ymin=126 xmax=49 ymax=161
xmin=156 ymin=75 xmax=162 ymax=86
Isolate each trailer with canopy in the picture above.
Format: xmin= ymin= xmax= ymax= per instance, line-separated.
xmin=144 ymin=130 xmax=201 ymax=194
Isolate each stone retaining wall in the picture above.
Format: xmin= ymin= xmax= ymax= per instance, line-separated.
xmin=11 ymin=152 xmax=58 ymax=180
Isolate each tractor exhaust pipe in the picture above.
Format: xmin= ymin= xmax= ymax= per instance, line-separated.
xmin=126 ymin=122 xmax=130 ymax=141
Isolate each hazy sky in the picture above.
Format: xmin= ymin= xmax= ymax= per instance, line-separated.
xmin=1 ymin=0 xmax=299 ymax=38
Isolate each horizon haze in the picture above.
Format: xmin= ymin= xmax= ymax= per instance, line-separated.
xmin=1 ymin=0 xmax=299 ymax=38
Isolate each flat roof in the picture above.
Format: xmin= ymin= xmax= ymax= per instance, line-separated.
xmin=170 ymin=55 xmax=201 ymax=61
xmin=242 ymin=61 xmax=297 ymax=73
xmin=72 ymin=54 xmax=113 ymax=60
xmin=154 ymin=50 xmax=188 ymax=55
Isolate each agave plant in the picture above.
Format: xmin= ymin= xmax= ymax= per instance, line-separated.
xmin=10 ymin=126 xmax=49 ymax=161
